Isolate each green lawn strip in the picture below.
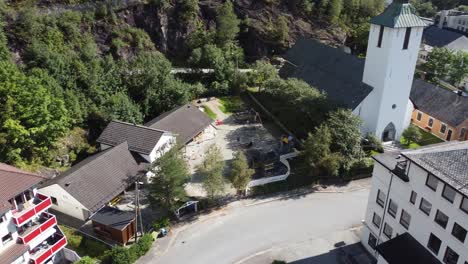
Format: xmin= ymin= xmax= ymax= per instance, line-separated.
xmin=202 ymin=105 xmax=217 ymax=120
xmin=218 ymin=96 xmax=244 ymax=114
xmin=60 ymin=225 xmax=109 ymax=260
xmin=400 ymin=126 xmax=444 ymax=149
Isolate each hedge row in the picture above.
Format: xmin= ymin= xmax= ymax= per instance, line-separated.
xmin=102 ymin=234 xmax=154 ymax=264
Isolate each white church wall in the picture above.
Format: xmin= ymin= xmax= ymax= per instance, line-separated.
xmin=360 ymin=24 xmax=423 ymax=141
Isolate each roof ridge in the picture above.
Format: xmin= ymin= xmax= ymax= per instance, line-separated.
xmin=111 ymin=120 xmax=170 ymax=134
xmin=0 ymin=163 xmax=47 ymax=180
xmin=148 ymin=104 xmax=192 ymax=123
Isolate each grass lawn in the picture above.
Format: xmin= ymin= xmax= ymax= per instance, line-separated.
xmin=202 ymin=105 xmax=217 ymax=120
xmin=400 ymin=125 xmax=444 ymax=149
xmin=218 ymin=96 xmax=244 ymax=114
xmin=60 ymin=225 xmax=109 ymax=260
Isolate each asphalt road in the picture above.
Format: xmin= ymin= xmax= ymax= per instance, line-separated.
xmin=138 ymin=188 xmax=370 ymax=264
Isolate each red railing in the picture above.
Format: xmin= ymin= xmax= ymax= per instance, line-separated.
xmin=13 ymin=193 xmax=52 ymax=226
xmin=18 ymin=213 xmax=57 ymax=244
xmin=30 ymin=234 xmax=67 ymax=264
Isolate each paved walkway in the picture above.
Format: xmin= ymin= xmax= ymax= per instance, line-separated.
xmin=137 ymin=179 xmax=372 ymax=264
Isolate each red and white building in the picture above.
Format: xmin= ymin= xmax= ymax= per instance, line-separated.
xmin=0 ymin=163 xmax=67 ymax=264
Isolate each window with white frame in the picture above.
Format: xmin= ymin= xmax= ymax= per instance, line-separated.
xmin=434 ymin=210 xmax=449 ymax=229
xmin=368 ymin=234 xmax=377 ymax=249
xmin=372 ymin=213 xmax=382 ymax=228
xmin=451 ymin=223 xmax=467 ymax=243
xmin=410 ymin=191 xmax=417 ymax=204
xmin=400 ymin=210 xmax=411 ymax=230
xmin=427 ymin=233 xmax=441 ymax=255
xmin=383 ymin=223 xmax=393 ymax=239
xmin=461 ymin=197 xmax=468 ymax=214
xmin=388 ymin=199 xmax=398 ymax=218
xmin=440 ymin=123 xmax=447 ymax=134
xmin=443 ymin=247 xmax=459 ymax=264
xmin=428 ymin=118 xmax=434 ymax=128
xmin=416 ymin=111 xmax=422 ymax=121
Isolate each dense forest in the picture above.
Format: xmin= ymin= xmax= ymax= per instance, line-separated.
xmin=2 ymin=0 xmax=447 ymax=171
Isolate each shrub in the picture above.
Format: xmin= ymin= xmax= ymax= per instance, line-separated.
xmin=76 ymin=256 xmax=95 ymax=264
xmin=107 ymin=246 xmax=138 ymax=264
xmin=152 ymin=217 xmax=170 ymax=231
xmin=133 ymin=234 xmax=154 ymax=256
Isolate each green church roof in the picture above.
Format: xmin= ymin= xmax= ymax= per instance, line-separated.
xmin=370 ymin=0 xmax=427 ymax=28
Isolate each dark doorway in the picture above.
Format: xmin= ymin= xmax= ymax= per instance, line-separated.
xmin=382 ymin=122 xmax=396 ymax=142
xmin=446 ymin=129 xmax=453 ymax=141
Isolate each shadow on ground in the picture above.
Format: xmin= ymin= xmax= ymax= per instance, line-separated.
xmin=288 ymin=242 xmax=376 ymax=264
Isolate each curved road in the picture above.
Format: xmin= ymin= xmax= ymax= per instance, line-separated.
xmin=138 ymin=187 xmax=370 ymax=264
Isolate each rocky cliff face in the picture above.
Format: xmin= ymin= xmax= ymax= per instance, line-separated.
xmin=112 ymin=0 xmax=345 ymax=61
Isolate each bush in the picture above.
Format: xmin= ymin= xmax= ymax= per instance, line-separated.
xmin=132 ymin=234 xmax=154 ymax=256
xmin=76 ymin=256 xmax=95 ymax=264
xmin=104 ymin=234 xmax=154 ymax=264
xmin=152 ymin=217 xmax=170 ymax=231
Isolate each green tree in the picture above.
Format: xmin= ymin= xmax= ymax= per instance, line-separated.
xmin=76 ymin=256 xmax=95 ymax=264
xmin=325 ymin=109 xmax=363 ymax=171
xmin=102 ymin=92 xmax=143 ymax=124
xmin=216 ymin=0 xmax=240 ymax=46
xmin=402 ymin=125 xmax=422 ymax=145
xmin=0 ymin=20 xmax=9 ymax=61
xmin=230 ymin=151 xmax=254 ymax=193
xmin=423 ymin=47 xmax=454 ymax=82
xmin=250 ymin=60 xmax=278 ymax=90
xmin=148 ymin=145 xmax=190 ymax=212
xmin=449 ymin=51 xmax=468 ymax=87
xmin=275 ymin=16 xmax=289 ymax=45
xmin=411 ymin=0 xmax=437 ymax=17
xmin=199 ymin=145 xmax=225 ymax=200
xmin=179 ymin=0 xmax=200 ymax=24
xmin=0 ymin=61 xmax=70 ymax=166
xmin=328 ymin=0 xmax=343 ymax=24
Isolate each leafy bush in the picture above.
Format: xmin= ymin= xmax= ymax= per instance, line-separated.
xmin=132 ymin=234 xmax=154 ymax=256
xmin=76 ymin=256 xmax=96 ymax=264
xmin=107 ymin=246 xmax=138 ymax=264
xmin=152 ymin=217 xmax=170 ymax=231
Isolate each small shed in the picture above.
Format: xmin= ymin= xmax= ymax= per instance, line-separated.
xmin=90 ymin=206 xmax=136 ymax=245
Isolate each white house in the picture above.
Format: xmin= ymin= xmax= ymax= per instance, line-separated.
xmin=361 ymin=141 xmax=468 ymax=264
xmin=437 ymin=9 xmax=468 ymax=33
xmin=0 ymin=163 xmax=67 ymax=264
xmin=280 ymin=0 xmax=427 ymax=142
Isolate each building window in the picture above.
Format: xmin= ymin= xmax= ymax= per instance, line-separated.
xmin=440 ymin=123 xmax=447 ymax=134
xmin=377 ymin=25 xmax=384 ymax=48
xmin=368 ymin=234 xmax=377 ymax=249
xmin=419 ymin=198 xmax=432 ymax=216
xmin=383 ymin=223 xmax=393 ymax=239
xmin=0 ymin=214 xmax=5 ymax=223
xmin=426 ymin=174 xmax=438 ymax=191
xmin=451 ymin=223 xmax=467 ymax=243
xmin=416 ymin=111 xmax=422 ymax=121
xmin=434 ymin=210 xmax=449 ymax=229
xmin=403 ymin=28 xmax=412 ymax=50
xmin=443 ymin=247 xmax=459 ymax=264
xmin=461 ymin=197 xmax=468 ymax=214
xmin=427 ymin=233 xmax=442 ymax=255
xmin=388 ymin=199 xmax=398 ymax=218
xmin=410 ymin=191 xmax=417 ymax=204
xmin=1 ymin=233 xmax=12 ymax=246
xmin=460 ymin=128 xmax=466 ymax=139
xmin=376 ymin=190 xmax=386 ymax=208
xmin=442 ymin=185 xmax=456 ymax=203
xmin=51 ymin=196 xmax=58 ymax=205
xmin=428 ymin=118 xmax=434 ymax=128
xmin=372 ymin=213 xmax=382 ymax=228
xmin=400 ymin=210 xmax=411 ymax=230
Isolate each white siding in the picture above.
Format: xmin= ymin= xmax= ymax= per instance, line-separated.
xmin=39 ymin=184 xmax=90 ymax=221
xmin=361 ymin=159 xmax=468 ymax=264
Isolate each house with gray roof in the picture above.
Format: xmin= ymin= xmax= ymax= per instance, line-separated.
xmin=40 ymin=142 xmax=148 ymax=221
xmin=409 ymin=79 xmax=468 ymax=142
xmin=419 ymin=25 xmax=468 ymax=63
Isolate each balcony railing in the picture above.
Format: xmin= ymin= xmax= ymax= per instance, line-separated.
xmin=29 ymin=227 xmax=67 ymax=264
xmin=13 ymin=193 xmax=52 ymax=226
xmin=18 ymin=212 xmax=57 ymax=244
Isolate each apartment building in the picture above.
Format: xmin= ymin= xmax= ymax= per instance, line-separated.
xmin=361 ymin=141 xmax=468 ymax=264
xmin=0 ymin=163 xmax=67 ymax=264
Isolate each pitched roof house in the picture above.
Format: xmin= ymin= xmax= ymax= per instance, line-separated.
xmin=145 ymin=103 xmax=214 ymax=145
xmin=40 ymin=142 xmax=148 ymax=220
xmin=410 ymin=79 xmax=468 ymax=141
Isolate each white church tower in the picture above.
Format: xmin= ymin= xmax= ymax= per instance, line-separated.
xmin=357 ymin=0 xmax=426 ymax=141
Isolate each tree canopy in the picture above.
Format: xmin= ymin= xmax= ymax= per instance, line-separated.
xmin=199 ymin=145 xmax=226 ymax=200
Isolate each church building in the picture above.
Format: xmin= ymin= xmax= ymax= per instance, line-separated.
xmin=280 ymin=0 xmax=427 ymax=142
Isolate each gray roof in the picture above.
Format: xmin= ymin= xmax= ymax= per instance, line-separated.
xmin=402 ymin=141 xmax=468 ymax=196
xmin=410 ymin=79 xmax=468 ymax=127
xmin=90 ymin=206 xmax=135 ymax=231
xmin=43 ymin=142 xmax=148 ymax=212
xmin=0 ymin=163 xmax=45 ymax=204
xmin=0 ymin=243 xmax=28 ymax=264
xmin=279 ymin=38 xmax=373 ymax=109
xmin=97 ymin=121 xmax=167 ymax=155
xmin=370 ymin=1 xmax=427 ymax=28
xmin=145 ymin=104 xmax=213 ymax=144
xmin=423 ymin=26 xmax=468 ymax=51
